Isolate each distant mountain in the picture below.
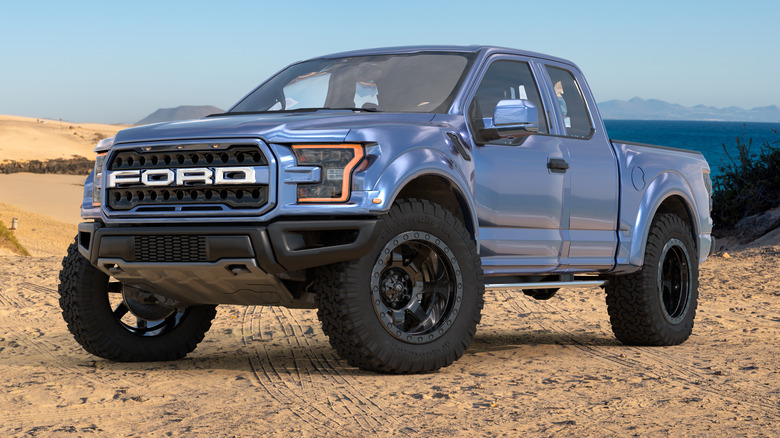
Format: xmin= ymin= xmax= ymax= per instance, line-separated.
xmin=136 ymin=105 xmax=224 ymax=125
xmin=598 ymin=97 xmax=780 ymax=122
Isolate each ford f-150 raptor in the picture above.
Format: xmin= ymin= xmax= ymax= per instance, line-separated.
xmin=58 ymin=46 xmax=713 ymax=373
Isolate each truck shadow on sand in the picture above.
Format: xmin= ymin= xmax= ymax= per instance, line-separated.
xmin=38 ymin=329 xmax=624 ymax=377
xmin=468 ymin=330 xmax=621 ymax=354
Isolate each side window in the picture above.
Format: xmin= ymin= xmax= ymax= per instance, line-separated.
xmin=545 ymin=66 xmax=593 ymax=138
xmin=468 ymin=60 xmax=548 ymax=143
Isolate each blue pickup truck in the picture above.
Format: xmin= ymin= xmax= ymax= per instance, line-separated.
xmin=59 ymin=46 xmax=713 ymax=373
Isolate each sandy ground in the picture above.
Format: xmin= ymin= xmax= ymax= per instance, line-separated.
xmin=0 ymin=127 xmax=777 ymax=436
xmin=0 ymin=219 xmax=778 ymax=436
xmin=0 ymin=115 xmax=125 ymax=162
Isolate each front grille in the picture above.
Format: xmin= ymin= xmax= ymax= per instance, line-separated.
xmin=109 ymin=186 xmax=268 ymax=211
xmin=135 ymin=235 xmax=206 ymax=262
xmin=110 ymin=146 xmax=267 ymax=170
xmin=105 ymin=143 xmax=270 ymax=213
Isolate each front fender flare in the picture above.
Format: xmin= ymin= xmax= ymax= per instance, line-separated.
xmin=369 ymin=148 xmax=478 ymax=242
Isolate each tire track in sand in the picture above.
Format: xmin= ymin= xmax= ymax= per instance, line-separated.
xmin=0 ymin=289 xmax=24 ymax=308
xmin=499 ymin=289 xmax=779 ymax=414
xmin=271 ymin=306 xmax=392 ymax=431
xmin=240 ymin=305 xmax=394 ymax=434
xmin=531 ymin=290 xmax=778 ymax=414
xmin=20 ymin=281 xmax=58 ymax=295
xmin=0 ymin=279 xmax=27 ymax=308
xmin=0 ymin=322 xmax=131 ymax=431
xmin=240 ymin=306 xmax=338 ymax=435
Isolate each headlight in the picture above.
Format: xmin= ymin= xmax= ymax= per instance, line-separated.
xmin=94 ymin=136 xmax=115 ymax=153
xmin=291 ymin=144 xmax=364 ymax=202
xmin=92 ymin=153 xmax=107 ymax=207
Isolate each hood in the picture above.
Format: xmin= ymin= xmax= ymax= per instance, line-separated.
xmin=114 ymin=111 xmax=436 ymax=145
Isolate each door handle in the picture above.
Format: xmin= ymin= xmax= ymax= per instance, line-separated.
xmin=547 ymin=158 xmax=569 ymax=173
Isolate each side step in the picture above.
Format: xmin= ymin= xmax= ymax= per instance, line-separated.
xmin=485 ymin=280 xmax=606 ymax=291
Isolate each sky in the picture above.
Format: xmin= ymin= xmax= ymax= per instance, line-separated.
xmin=1 ymin=0 xmax=778 ymax=124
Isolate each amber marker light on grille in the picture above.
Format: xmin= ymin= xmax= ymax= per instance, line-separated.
xmin=291 ymin=144 xmax=364 ymax=202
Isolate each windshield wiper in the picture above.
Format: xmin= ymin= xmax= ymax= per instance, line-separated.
xmin=209 ymin=107 xmax=381 ymax=117
xmin=320 ymin=107 xmax=381 ymax=112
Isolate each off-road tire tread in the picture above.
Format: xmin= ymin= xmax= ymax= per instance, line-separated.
xmin=605 ymin=214 xmax=698 ymax=346
xmin=317 ymin=199 xmax=484 ymax=373
xmin=58 ymin=238 xmax=217 ymax=361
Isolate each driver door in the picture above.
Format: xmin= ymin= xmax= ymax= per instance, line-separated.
xmin=468 ymin=57 xmax=569 ymax=275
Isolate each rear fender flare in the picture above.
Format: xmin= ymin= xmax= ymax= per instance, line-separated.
xmin=623 ymin=171 xmax=699 ymax=269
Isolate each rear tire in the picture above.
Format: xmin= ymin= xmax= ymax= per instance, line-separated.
xmin=606 ymin=214 xmax=698 ymax=345
xmin=58 ymin=238 xmax=217 ymax=361
xmin=316 ymin=199 xmax=484 ymax=373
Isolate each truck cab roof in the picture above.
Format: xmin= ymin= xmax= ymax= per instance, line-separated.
xmin=312 ymin=45 xmax=576 ymax=67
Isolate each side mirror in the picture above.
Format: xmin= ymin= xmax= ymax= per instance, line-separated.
xmin=480 ymin=99 xmax=539 ymax=140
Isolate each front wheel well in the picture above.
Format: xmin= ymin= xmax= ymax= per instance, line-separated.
xmin=394 ymin=175 xmax=474 ymax=238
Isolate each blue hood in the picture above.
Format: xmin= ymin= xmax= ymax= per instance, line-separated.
xmin=114 ymin=112 xmax=436 ymax=144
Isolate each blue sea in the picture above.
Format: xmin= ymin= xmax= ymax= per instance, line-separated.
xmin=604 ymin=120 xmax=780 ymax=178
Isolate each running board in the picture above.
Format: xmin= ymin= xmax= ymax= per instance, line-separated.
xmin=485 ymin=280 xmax=606 ymax=291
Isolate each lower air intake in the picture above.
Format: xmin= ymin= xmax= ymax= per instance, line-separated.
xmin=135 ymin=235 xmax=207 ymax=263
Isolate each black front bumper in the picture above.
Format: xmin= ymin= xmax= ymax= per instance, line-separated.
xmin=77 ymin=219 xmax=382 ymax=306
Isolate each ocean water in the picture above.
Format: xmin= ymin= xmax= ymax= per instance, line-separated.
xmin=604 ymin=120 xmax=780 ymax=178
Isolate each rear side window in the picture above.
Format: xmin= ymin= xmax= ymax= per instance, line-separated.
xmin=545 ymin=66 xmax=593 ymax=138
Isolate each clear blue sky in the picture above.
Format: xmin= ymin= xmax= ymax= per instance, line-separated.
xmin=1 ymin=0 xmax=777 ymax=124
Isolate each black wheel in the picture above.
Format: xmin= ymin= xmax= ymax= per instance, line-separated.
xmin=316 ymin=199 xmax=484 ymax=373
xmin=605 ymin=214 xmax=698 ymax=345
xmin=58 ymin=238 xmax=217 ymax=361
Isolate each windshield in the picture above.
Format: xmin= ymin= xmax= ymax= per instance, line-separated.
xmin=230 ymin=52 xmax=475 ymax=114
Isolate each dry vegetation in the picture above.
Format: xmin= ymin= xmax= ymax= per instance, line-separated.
xmin=0 ymin=157 xmax=94 ymax=175
xmin=0 ymin=222 xmax=29 ymax=256
xmin=0 ymin=203 xmax=76 ymax=257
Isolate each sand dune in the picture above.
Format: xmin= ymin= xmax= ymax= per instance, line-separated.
xmin=0 ymin=114 xmax=126 ymax=162
xmin=0 ymin=173 xmax=86 ymax=225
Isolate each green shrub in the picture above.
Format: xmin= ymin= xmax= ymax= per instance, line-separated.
xmin=712 ymin=130 xmax=780 ymax=235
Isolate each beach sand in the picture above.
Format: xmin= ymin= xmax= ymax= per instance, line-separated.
xmin=0 ymin=115 xmax=777 ymax=436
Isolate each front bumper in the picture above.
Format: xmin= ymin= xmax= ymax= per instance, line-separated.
xmin=77 ymin=219 xmax=382 ymax=306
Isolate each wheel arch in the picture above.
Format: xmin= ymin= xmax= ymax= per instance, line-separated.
xmin=393 ymin=174 xmax=476 ymax=239
xmin=623 ymin=171 xmax=700 ymax=270
xmin=371 ymin=148 xmax=478 ymax=242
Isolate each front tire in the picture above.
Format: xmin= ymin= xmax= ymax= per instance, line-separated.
xmin=316 ymin=199 xmax=484 ymax=373
xmin=58 ymin=239 xmax=217 ymax=361
xmin=605 ymin=214 xmax=699 ymax=345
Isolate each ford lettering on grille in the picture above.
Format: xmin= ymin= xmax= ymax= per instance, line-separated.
xmin=107 ymin=167 xmax=266 ymax=188
xmin=105 ymin=144 xmax=272 ymax=212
